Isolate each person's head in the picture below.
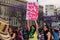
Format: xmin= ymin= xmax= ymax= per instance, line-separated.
xmin=8 ymin=27 xmax=14 ymax=33
xmin=43 ymin=25 xmax=49 ymax=31
xmin=31 ymin=25 xmax=36 ymax=29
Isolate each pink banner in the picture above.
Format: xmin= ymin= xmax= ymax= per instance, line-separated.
xmin=26 ymin=2 xmax=39 ymax=20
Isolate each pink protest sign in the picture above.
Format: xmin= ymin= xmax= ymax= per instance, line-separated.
xmin=26 ymin=2 xmax=39 ymax=20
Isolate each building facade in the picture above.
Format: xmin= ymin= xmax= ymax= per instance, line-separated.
xmin=0 ymin=0 xmax=26 ymax=27
xmin=57 ymin=7 xmax=60 ymax=15
xmin=45 ymin=5 xmax=56 ymax=16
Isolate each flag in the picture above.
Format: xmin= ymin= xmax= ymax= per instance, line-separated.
xmin=26 ymin=1 xmax=39 ymax=20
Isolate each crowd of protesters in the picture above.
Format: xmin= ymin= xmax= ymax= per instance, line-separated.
xmin=8 ymin=21 xmax=60 ymax=40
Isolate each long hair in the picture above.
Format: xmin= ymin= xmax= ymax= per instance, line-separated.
xmin=44 ymin=25 xmax=49 ymax=30
xmin=8 ymin=27 xmax=15 ymax=33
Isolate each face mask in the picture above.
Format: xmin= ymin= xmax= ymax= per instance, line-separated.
xmin=29 ymin=28 xmax=35 ymax=38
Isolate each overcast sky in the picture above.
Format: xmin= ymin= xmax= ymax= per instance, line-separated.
xmin=26 ymin=0 xmax=60 ymax=8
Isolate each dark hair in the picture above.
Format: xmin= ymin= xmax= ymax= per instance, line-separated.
xmin=44 ymin=25 xmax=49 ymax=29
xmin=8 ymin=27 xmax=15 ymax=33
xmin=54 ymin=30 xmax=59 ymax=33
xmin=30 ymin=25 xmax=36 ymax=34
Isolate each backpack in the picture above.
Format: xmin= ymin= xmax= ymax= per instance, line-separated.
xmin=17 ymin=31 xmax=23 ymax=39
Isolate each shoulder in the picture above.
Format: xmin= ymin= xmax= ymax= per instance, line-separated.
xmin=48 ymin=32 xmax=51 ymax=34
xmin=47 ymin=32 xmax=51 ymax=35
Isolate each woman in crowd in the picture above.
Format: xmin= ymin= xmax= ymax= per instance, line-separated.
xmin=8 ymin=27 xmax=17 ymax=40
xmin=43 ymin=25 xmax=51 ymax=40
xmin=27 ymin=20 xmax=38 ymax=40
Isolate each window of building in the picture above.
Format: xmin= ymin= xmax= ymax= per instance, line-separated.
xmin=16 ymin=22 xmax=17 ymax=25
xmin=3 ymin=6 xmax=9 ymax=16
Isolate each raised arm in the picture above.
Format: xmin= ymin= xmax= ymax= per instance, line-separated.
xmin=47 ymin=32 xmax=51 ymax=40
xmin=27 ymin=20 xmax=30 ymax=31
xmin=35 ymin=20 xmax=38 ymax=33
